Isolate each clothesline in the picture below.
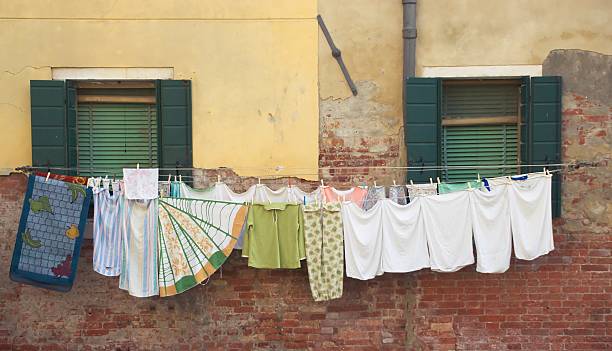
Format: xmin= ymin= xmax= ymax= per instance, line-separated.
xmin=16 ymin=162 xmax=590 ymax=172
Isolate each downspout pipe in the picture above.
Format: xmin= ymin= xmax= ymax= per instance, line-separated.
xmin=402 ymin=0 xmax=417 ymax=80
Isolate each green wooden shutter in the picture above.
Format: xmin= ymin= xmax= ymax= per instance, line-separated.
xmin=30 ymin=80 xmax=68 ymax=170
xmin=66 ymin=80 xmax=78 ymax=175
xmin=405 ymin=78 xmax=440 ymax=182
xmin=529 ymin=76 xmax=562 ymax=217
xmin=158 ymin=80 xmax=193 ymax=178
xmin=442 ymin=124 xmax=519 ymax=182
xmin=77 ymin=104 xmax=158 ymax=177
xmin=520 ymin=77 xmax=530 ymax=174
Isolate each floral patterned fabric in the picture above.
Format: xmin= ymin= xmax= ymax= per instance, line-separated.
xmin=157 ymin=197 xmax=247 ymax=297
xmin=303 ymin=202 xmax=344 ymax=301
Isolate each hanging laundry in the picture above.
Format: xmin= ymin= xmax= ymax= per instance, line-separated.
xmin=303 ymin=202 xmax=344 ymax=301
xmin=179 ymin=181 xmax=319 ymax=249
xmin=421 ymin=191 xmax=474 ymax=272
xmin=438 ymin=180 xmax=482 ymax=194
xmin=242 ymin=203 xmax=305 ymax=269
xmin=469 ymin=185 xmax=512 ymax=273
xmin=119 ymin=199 xmax=159 ymax=297
xmin=288 ymin=185 xmax=321 ymax=205
xmin=508 ymin=174 xmax=554 ymax=260
xmin=381 ymin=199 xmax=430 ymax=273
xmin=10 ymin=174 xmax=92 ymax=292
xmin=323 ymin=186 xmax=368 ymax=208
xmin=92 ymin=181 xmax=124 ymax=276
xmin=388 ymin=185 xmax=408 ymax=205
xmin=157 ymin=197 xmax=247 ymax=297
xmin=482 ymin=174 xmax=529 ymax=191
xmin=123 ymin=168 xmax=159 ymax=200
xmin=363 ymin=185 xmax=386 ymax=211
xmin=406 ymin=183 xmax=437 ymax=201
xmin=341 ymin=201 xmax=384 ymax=280
xmin=170 ymin=180 xmax=181 ymax=198
xmin=178 ymin=181 xmax=219 ymax=200
xmin=158 ymin=181 xmax=171 ymax=198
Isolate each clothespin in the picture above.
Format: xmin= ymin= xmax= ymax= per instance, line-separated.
xmin=174 ymin=175 xmax=177 ymax=182
xmin=436 ymin=177 xmax=441 ymax=184
xmin=136 ymin=163 xmax=140 ymax=169
xmin=45 ymin=171 xmax=50 ymax=182
xmin=217 ymin=174 xmax=221 ymax=183
xmin=467 ymin=182 xmax=472 ymax=189
xmin=374 ymin=180 xmax=377 ymax=187
xmin=258 ymin=178 xmax=261 ymax=185
xmin=410 ymin=179 xmax=414 ymax=186
xmin=477 ymin=173 xmax=481 ymax=182
xmin=167 ymin=174 xmax=171 ymax=184
xmin=393 ymin=179 xmax=397 ymax=186
xmin=429 ymin=178 xmax=433 ymax=185
xmin=320 ymin=179 xmax=324 ymax=187
xmin=303 ymin=196 xmax=306 ymax=206
xmin=179 ymin=175 xmax=182 ymax=183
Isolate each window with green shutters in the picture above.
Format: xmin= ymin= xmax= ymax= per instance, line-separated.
xmin=405 ymin=76 xmax=562 ymax=217
xmin=30 ymin=79 xmax=192 ymax=178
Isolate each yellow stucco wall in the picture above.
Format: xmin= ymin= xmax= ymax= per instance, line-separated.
xmin=0 ymin=0 xmax=319 ymax=178
xmin=417 ymin=0 xmax=612 ymax=74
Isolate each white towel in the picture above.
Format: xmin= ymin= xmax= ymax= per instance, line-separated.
xmin=422 ymin=191 xmax=474 ymax=272
xmin=123 ymin=168 xmax=159 ymax=200
xmin=341 ymin=201 xmax=384 ymax=280
xmin=508 ymin=175 xmax=554 ymax=260
xmin=469 ymin=186 xmax=512 ymax=273
xmin=381 ymin=199 xmax=430 ymax=273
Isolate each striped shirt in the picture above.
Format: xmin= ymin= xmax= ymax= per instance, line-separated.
xmin=92 ymin=184 xmax=124 ymax=277
xmin=119 ymin=198 xmax=159 ymax=297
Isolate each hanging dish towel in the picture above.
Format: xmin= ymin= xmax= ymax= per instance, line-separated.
xmin=438 ymin=180 xmax=482 ymax=194
xmin=303 ymin=202 xmax=344 ymax=301
xmin=92 ymin=182 xmax=124 ymax=276
xmin=363 ymin=186 xmax=386 ymax=211
xmin=119 ymin=199 xmax=159 ymax=297
xmin=157 ymin=197 xmax=247 ymax=297
xmin=388 ymin=185 xmax=408 ymax=205
xmin=242 ymin=203 xmax=305 ymax=269
xmin=381 ymin=199 xmax=430 ymax=273
xmin=123 ymin=168 xmax=159 ymax=200
xmin=421 ymin=191 xmax=474 ymax=272
xmin=10 ymin=174 xmax=92 ymax=292
xmin=341 ymin=201 xmax=384 ymax=280
xmin=323 ymin=187 xmax=368 ymax=208
xmin=406 ymin=183 xmax=437 ymax=201
xmin=469 ymin=185 xmax=512 ymax=273
xmin=508 ymin=174 xmax=554 ymax=260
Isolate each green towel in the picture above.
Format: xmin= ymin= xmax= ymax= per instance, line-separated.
xmin=438 ymin=180 xmax=482 ymax=194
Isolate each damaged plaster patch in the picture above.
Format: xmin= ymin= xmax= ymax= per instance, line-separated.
xmin=320 ymin=80 xmax=397 ymax=138
xmin=543 ymin=49 xmax=611 ymax=103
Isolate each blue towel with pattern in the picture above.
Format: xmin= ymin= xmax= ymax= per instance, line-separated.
xmin=10 ymin=174 xmax=92 ymax=292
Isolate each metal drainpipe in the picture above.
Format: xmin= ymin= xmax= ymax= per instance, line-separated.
xmin=402 ymin=0 xmax=417 ymax=80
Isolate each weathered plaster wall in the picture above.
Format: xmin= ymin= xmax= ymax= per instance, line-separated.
xmin=0 ymin=1 xmax=319 ymax=179
xmin=416 ymin=0 xmax=612 ymax=75
xmin=318 ymin=0 xmax=404 ymax=184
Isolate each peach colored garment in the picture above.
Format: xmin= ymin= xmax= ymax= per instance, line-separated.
xmin=322 ymin=187 xmax=368 ymax=208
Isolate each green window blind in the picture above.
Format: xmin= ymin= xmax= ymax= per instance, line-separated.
xmin=443 ymin=83 xmax=519 ymax=118
xmin=442 ymin=124 xmax=519 ymax=182
xmin=77 ymin=103 xmax=158 ymax=177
